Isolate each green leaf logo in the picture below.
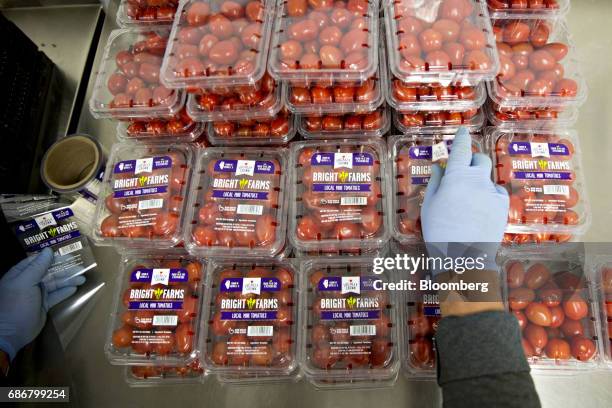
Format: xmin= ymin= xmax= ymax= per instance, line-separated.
xmin=153 ymin=288 xmax=164 ymax=300
xmin=346 ymin=296 xmax=357 ymax=309
xmin=246 ymin=297 xmax=256 ymax=309
xmin=138 ymin=176 xmax=148 ymax=187
xmin=239 ymin=178 xmax=248 ymax=189
xmin=47 ymin=227 xmax=58 ymax=237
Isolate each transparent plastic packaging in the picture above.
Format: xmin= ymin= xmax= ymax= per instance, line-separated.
xmin=487 ymin=20 xmax=587 ymax=109
xmin=89 ymin=28 xmax=184 ymax=120
xmin=484 ymin=100 xmax=578 ymax=130
xmin=116 ymin=108 xmax=205 ymax=142
xmin=389 ymin=133 xmax=483 ymax=244
xmin=124 ymin=360 xmax=205 ymax=387
xmin=186 ymin=74 xmax=284 ymax=122
xmin=207 ymin=110 xmax=297 ymax=146
xmin=501 ymin=245 xmax=602 ymax=372
xmin=105 ymin=253 xmax=204 ymax=366
xmin=393 ymin=107 xmax=484 ymax=133
xmin=160 ymin=0 xmax=274 ymax=89
xmin=268 ymin=0 xmax=379 ymax=85
xmin=288 ymin=139 xmax=391 ymax=252
xmin=117 ymin=0 xmax=178 ymax=27
xmin=486 ymin=0 xmax=570 ymax=20
xmin=388 ymin=78 xmax=486 ymax=112
xmin=299 ymin=258 xmax=400 ymax=388
xmin=384 ymin=0 xmax=499 ymax=85
xmin=489 ymin=128 xmax=591 ymax=236
xmin=183 ymin=147 xmax=289 ymax=257
xmin=93 ymin=142 xmax=193 ymax=249
xmin=293 ymin=242 xmax=390 ymax=258
xmin=200 ymin=260 xmax=299 ymax=380
xmin=298 ymin=107 xmax=391 ymax=139
xmin=593 ymin=257 xmax=612 ymax=369
xmin=502 ymin=232 xmax=578 ymax=246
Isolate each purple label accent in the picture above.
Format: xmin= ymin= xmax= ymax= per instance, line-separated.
xmin=213 ymin=160 xmax=275 ymax=174
xmin=130 ymin=268 xmax=189 ymax=283
xmin=411 ymin=176 xmax=430 ymax=185
xmin=316 ymin=276 xmax=379 ymax=291
xmin=513 ymin=171 xmax=572 ymax=181
xmin=113 ymin=185 xmax=168 ymax=198
xmin=128 ymin=301 xmax=183 ymax=310
xmin=423 ymin=306 xmax=441 ymax=317
xmin=310 ymin=153 xmax=374 ymax=166
xmin=312 ymin=183 xmax=371 ymax=192
xmin=15 ymin=208 xmax=75 ymax=235
xmin=113 ymin=156 xmax=173 ymax=174
xmin=211 ymin=190 xmax=269 ymax=200
xmin=26 ymin=231 xmax=82 ymax=252
xmin=508 ymin=142 xmax=570 ymax=156
xmin=320 ymin=310 xmax=380 ymax=320
xmin=220 ymin=311 xmax=277 ymax=320
xmin=220 ymin=278 xmax=281 ymax=292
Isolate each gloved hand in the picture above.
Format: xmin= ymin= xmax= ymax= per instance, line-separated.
xmin=421 ymin=127 xmax=509 ymax=272
xmin=0 ymin=248 xmax=86 ymax=360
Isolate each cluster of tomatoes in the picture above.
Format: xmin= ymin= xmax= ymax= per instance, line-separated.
xmin=206 ymin=266 xmax=295 ymax=369
xmin=391 ymin=0 xmax=493 ymax=73
xmin=123 ymin=0 xmax=178 ymax=24
xmin=406 ymin=301 xmax=440 ymax=370
xmin=487 ymin=0 xmax=563 ymax=12
xmin=124 ymin=107 xmax=198 ymax=138
xmin=490 ymin=102 xmax=564 ymax=123
xmin=110 ymin=260 xmax=202 ymax=360
xmin=289 ymin=77 xmax=378 ymax=107
xmin=507 ymin=261 xmax=597 ymax=362
xmin=211 ymin=110 xmax=292 ymax=140
xmin=302 ymin=110 xmax=385 ymax=133
xmin=99 ymin=149 xmax=189 ymax=241
xmin=493 ymin=20 xmax=577 ymax=98
xmin=397 ymin=109 xmax=479 ymax=128
xmin=392 ymin=81 xmax=478 ymax=104
xmin=306 ymin=269 xmax=395 ymax=372
xmin=167 ymin=0 xmax=266 ymax=79
xmin=129 ymin=360 xmax=204 ymax=381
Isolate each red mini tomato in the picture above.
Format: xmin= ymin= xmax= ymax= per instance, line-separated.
xmin=570 ymin=336 xmax=596 ymax=361
xmin=563 ymin=295 xmax=589 ymax=321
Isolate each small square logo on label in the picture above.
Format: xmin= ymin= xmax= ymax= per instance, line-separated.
xmin=34 ymin=213 xmax=57 ymax=230
xmin=242 ymin=277 xmax=262 ymax=295
xmin=530 ymin=142 xmax=550 ymax=158
xmin=432 ymin=142 xmax=449 ymax=162
xmin=135 ymin=158 xmax=154 ymax=174
xmin=151 ymin=269 xmax=170 ymax=286
xmin=341 ymin=276 xmax=360 ymax=294
xmin=334 ymin=153 xmax=353 ymax=169
xmin=236 ymin=160 xmax=256 ymax=176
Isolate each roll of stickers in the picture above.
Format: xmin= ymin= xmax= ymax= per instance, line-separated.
xmin=40 ymin=134 xmax=105 ymax=203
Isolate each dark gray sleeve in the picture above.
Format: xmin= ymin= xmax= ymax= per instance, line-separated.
xmin=435 ymin=311 xmax=541 ymax=408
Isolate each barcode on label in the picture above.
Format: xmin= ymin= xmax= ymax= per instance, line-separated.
xmin=247 ymin=325 xmax=273 ymax=337
xmin=34 ymin=213 xmax=57 ymax=230
xmin=152 ymin=315 xmax=178 ymax=327
xmin=543 ymin=185 xmax=569 ymax=196
xmin=58 ymin=241 xmax=83 ymax=256
xmin=138 ymin=199 xmax=164 ymax=211
xmin=237 ymin=204 xmax=263 ymax=215
xmin=350 ymin=325 xmax=376 ymax=336
xmin=340 ymin=197 xmax=367 ymax=206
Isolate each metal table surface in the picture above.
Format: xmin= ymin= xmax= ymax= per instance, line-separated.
xmin=17 ymin=0 xmax=612 ymax=406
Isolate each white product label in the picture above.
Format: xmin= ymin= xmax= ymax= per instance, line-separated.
xmin=242 ymin=277 xmax=261 ymax=296
xmin=237 ymin=204 xmax=263 ymax=215
xmin=236 ymin=160 xmax=256 ymax=176
xmin=58 ymin=241 xmax=83 ymax=257
xmin=432 ymin=142 xmax=449 ymax=162
xmin=247 ymin=325 xmax=273 ymax=337
xmin=530 ymin=142 xmax=550 ymax=158
xmin=334 ymin=153 xmax=353 ymax=169
xmin=34 ymin=213 xmax=57 ymax=230
xmin=340 ymin=197 xmax=367 ymax=206
xmin=151 ymin=269 xmax=170 ymax=286
xmin=138 ymin=198 xmax=164 ymax=211
xmin=350 ymin=325 xmax=376 ymax=336
xmin=153 ymin=315 xmax=178 ymax=327
xmin=135 ymin=157 xmax=154 ymax=174
xmin=543 ymin=185 xmax=569 ymax=196
xmin=341 ymin=276 xmax=360 ymax=295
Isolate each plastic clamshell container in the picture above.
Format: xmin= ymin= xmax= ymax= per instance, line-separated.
xmin=384 ymin=0 xmax=499 ymax=85
xmin=183 ymin=147 xmax=289 ymax=257
xmin=93 ymin=143 xmax=194 ymax=249
xmin=389 ymin=133 xmax=484 ymax=244
xmin=293 ymin=242 xmax=390 ymax=258
xmin=207 ymin=111 xmax=297 ymax=146
xmin=489 ymin=128 xmax=591 ymax=237
xmin=393 ymin=107 xmax=485 ymax=133
xmin=200 ymin=260 xmax=299 ymax=380
xmin=160 ymin=0 xmax=274 ymax=89
xmin=116 ymin=0 xmax=178 ymax=27
xmin=484 ymin=100 xmax=578 ymax=130
xmin=186 ymin=77 xmax=284 ymax=122
xmin=486 ymin=0 xmax=570 ymax=20
xmin=592 ymin=257 xmax=612 ymax=369
xmin=105 ymin=253 xmax=204 ymax=366
xmin=298 ymin=107 xmax=391 ymax=139
xmin=116 ymin=109 xmax=205 ymax=143
xmin=387 ymin=78 xmax=486 ymax=112
xmin=487 ymin=20 xmax=587 ymax=109
xmin=124 ymin=361 xmax=206 ymax=387
xmin=299 ymin=257 xmax=400 ymax=388
xmin=89 ymin=28 xmax=184 ymax=120
xmin=288 ymin=139 xmax=391 ymax=252
xmin=500 ymin=245 xmax=602 ymax=372
xmin=268 ymin=0 xmax=379 ymax=85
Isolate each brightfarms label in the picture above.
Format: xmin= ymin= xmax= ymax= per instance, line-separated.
xmin=128 ymin=268 xmax=188 ymax=311
xmin=16 ymin=208 xmax=81 ymax=251
xmin=311 ymin=152 xmax=373 ymax=194
xmin=112 ymin=156 xmax=172 ymax=198
xmin=316 ymin=276 xmax=381 ymax=320
xmin=219 ymin=277 xmax=280 ymax=320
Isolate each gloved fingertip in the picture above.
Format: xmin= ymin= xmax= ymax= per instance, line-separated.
xmin=495 ymin=184 xmax=510 ymax=197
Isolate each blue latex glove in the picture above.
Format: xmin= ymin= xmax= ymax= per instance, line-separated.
xmin=0 ymin=248 xmax=86 ymax=360
xmin=421 ymin=127 xmax=509 ymax=272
